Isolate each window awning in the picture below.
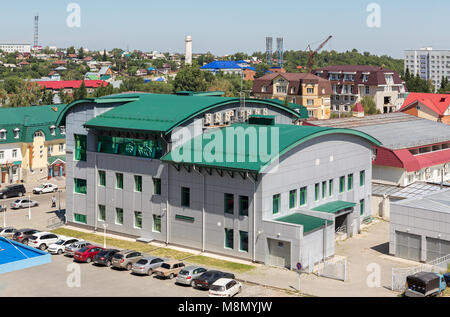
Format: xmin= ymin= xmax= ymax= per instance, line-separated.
xmin=312 ymin=201 xmax=356 ymax=214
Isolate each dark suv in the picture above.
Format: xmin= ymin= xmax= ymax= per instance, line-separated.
xmin=0 ymin=184 xmax=26 ymax=199
xmin=93 ymin=249 xmax=120 ymax=267
xmin=12 ymin=228 xmax=40 ymax=245
xmin=193 ymin=270 xmax=235 ymax=290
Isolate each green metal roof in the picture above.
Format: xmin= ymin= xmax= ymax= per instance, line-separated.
xmin=312 ymin=201 xmax=357 ymax=214
xmin=161 ymin=123 xmax=382 ymax=172
xmin=81 ymin=93 xmax=306 ymax=134
xmin=0 ymin=104 xmax=68 ymax=144
xmin=48 ymin=155 xmax=66 ymax=165
xmin=275 ymin=213 xmax=326 ymax=233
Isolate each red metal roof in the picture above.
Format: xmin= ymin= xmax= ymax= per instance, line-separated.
xmin=37 ymin=80 xmax=108 ymax=90
xmin=353 ymin=102 xmax=364 ymax=113
xmin=400 ymin=92 xmax=450 ymax=115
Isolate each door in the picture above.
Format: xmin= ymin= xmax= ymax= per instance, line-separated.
xmin=396 ymin=231 xmax=421 ymax=262
xmin=1 ymin=172 xmax=6 ymax=184
xmin=267 ymin=238 xmax=291 ymax=269
xmin=426 ymin=237 xmax=450 ymax=262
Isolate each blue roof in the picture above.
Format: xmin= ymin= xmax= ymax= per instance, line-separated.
xmin=147 ymin=67 xmax=155 ymax=71
xmin=201 ymin=61 xmax=244 ymax=70
xmin=244 ymin=66 xmax=256 ymax=71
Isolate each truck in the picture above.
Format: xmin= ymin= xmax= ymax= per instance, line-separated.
xmin=405 ymin=272 xmax=447 ymax=297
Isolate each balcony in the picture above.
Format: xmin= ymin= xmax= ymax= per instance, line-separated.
xmin=97 ymin=136 xmax=163 ymax=159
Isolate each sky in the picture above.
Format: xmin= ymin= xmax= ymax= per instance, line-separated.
xmin=0 ymin=0 xmax=449 ymax=58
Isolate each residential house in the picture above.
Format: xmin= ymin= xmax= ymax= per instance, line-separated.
xmin=400 ymin=92 xmax=450 ymax=125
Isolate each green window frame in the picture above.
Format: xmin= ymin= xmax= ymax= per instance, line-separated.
xmin=98 ymin=205 xmax=106 ymax=221
xmin=115 ymin=208 xmax=123 ymax=225
xmin=239 ymin=231 xmax=249 ymax=252
xmin=224 ymin=228 xmax=234 ymax=249
xmin=153 ymin=178 xmax=161 ymax=195
xmin=322 ymin=181 xmax=326 ymax=199
xmin=74 ymin=213 xmax=87 ymax=224
xmin=74 ymin=178 xmax=87 ymax=194
xmin=329 ymin=179 xmax=333 ymax=197
xmin=134 ymin=211 xmax=142 ymax=229
xmin=300 ymin=187 xmax=307 ymax=206
xmin=181 ymin=187 xmax=190 ymax=207
xmin=134 ymin=175 xmax=142 ymax=192
xmin=315 ymin=183 xmax=320 ymax=201
xmin=360 ymin=170 xmax=365 ymax=187
xmin=116 ymin=173 xmax=123 ymax=189
xmin=98 ymin=170 xmax=106 ymax=186
xmin=360 ymin=199 xmax=365 ymax=216
xmin=224 ymin=193 xmax=234 ymax=214
xmin=339 ymin=176 xmax=345 ymax=193
xmin=273 ymin=194 xmax=280 ymax=214
xmin=74 ymin=134 xmax=87 ymax=161
xmin=289 ymin=190 xmax=297 ymax=209
xmin=348 ymin=174 xmax=353 ymax=191
xmin=153 ymin=215 xmax=161 ymax=233
xmin=239 ymin=196 xmax=249 ymax=216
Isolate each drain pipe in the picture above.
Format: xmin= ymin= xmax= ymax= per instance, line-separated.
xmin=247 ymin=172 xmax=257 ymax=262
xmin=165 ymin=163 xmax=170 ymax=245
xmin=193 ymin=166 xmax=205 ymax=252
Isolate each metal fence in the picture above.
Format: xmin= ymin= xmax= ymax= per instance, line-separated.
xmin=318 ymin=256 xmax=347 ymax=281
xmin=391 ymin=254 xmax=450 ymax=291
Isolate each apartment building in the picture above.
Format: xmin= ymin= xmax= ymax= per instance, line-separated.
xmin=58 ymin=92 xmax=380 ymax=269
xmin=404 ymin=47 xmax=450 ymax=91
xmin=252 ymin=73 xmax=332 ymax=120
xmin=0 ymin=43 xmax=31 ymax=54
xmin=313 ymin=65 xmax=407 ymax=114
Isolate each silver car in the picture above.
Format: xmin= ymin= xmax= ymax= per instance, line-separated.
xmin=10 ymin=199 xmax=39 ymax=209
xmin=64 ymin=241 xmax=91 ymax=257
xmin=131 ymin=256 xmax=166 ymax=275
xmin=176 ymin=266 xmax=208 ymax=286
xmin=0 ymin=227 xmax=16 ymax=238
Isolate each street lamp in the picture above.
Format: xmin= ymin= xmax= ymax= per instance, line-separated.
xmin=28 ymin=195 xmax=31 ymax=220
xmin=102 ymin=223 xmax=108 ymax=248
xmin=2 ymin=205 xmax=6 ymax=228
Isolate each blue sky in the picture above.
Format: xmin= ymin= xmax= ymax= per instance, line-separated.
xmin=0 ymin=0 xmax=448 ymax=58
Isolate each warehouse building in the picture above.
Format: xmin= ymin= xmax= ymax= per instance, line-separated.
xmin=58 ymin=92 xmax=380 ymax=269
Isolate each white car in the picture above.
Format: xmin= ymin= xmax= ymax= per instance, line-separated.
xmin=208 ymin=278 xmax=242 ymax=297
xmin=33 ymin=183 xmax=58 ymax=194
xmin=27 ymin=232 xmax=59 ymax=250
xmin=47 ymin=236 xmax=80 ymax=255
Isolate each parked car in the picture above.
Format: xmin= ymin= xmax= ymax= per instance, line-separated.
xmin=12 ymin=228 xmax=40 ymax=245
xmin=74 ymin=245 xmax=104 ymax=263
xmin=27 ymin=232 xmax=59 ymax=250
xmin=32 ymin=183 xmax=58 ymax=194
xmin=176 ymin=266 xmax=208 ymax=286
xmin=0 ymin=184 xmax=26 ymax=199
xmin=93 ymin=249 xmax=120 ymax=267
xmin=111 ymin=250 xmax=143 ymax=270
xmin=209 ymin=278 xmax=242 ymax=297
xmin=64 ymin=241 xmax=91 ymax=257
xmin=192 ymin=270 xmax=235 ymax=290
xmin=47 ymin=237 xmax=80 ymax=255
xmin=405 ymin=272 xmax=447 ymax=297
xmin=153 ymin=260 xmax=185 ymax=279
xmin=444 ymin=273 xmax=450 ymax=287
xmin=131 ymin=256 xmax=166 ymax=275
xmin=0 ymin=227 xmax=16 ymax=238
xmin=10 ymin=199 xmax=39 ymax=209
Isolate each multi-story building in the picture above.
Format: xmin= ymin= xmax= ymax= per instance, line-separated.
xmin=0 ymin=43 xmax=31 ymax=54
xmin=313 ymin=65 xmax=407 ymax=114
xmin=37 ymin=80 xmax=108 ymax=96
xmin=404 ymin=47 xmax=450 ymax=92
xmin=400 ymin=92 xmax=450 ymax=125
xmin=58 ymin=92 xmax=380 ymax=269
xmin=0 ymin=104 xmax=67 ymax=185
xmin=252 ymin=73 xmax=332 ymax=120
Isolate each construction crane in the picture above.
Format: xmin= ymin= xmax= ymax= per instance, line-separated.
xmin=306 ymin=35 xmax=332 ymax=73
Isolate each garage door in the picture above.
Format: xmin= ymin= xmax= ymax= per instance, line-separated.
xmin=396 ymin=231 xmax=421 ymax=262
xmin=267 ymin=238 xmax=291 ymax=269
xmin=426 ymin=237 xmax=450 ymax=262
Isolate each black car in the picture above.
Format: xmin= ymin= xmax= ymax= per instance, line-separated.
xmin=93 ymin=249 xmax=120 ymax=267
xmin=12 ymin=228 xmax=40 ymax=245
xmin=192 ymin=270 xmax=235 ymax=290
xmin=444 ymin=273 xmax=450 ymax=286
xmin=0 ymin=184 xmax=26 ymax=199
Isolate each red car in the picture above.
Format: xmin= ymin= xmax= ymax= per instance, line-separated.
xmin=73 ymin=245 xmax=104 ymax=263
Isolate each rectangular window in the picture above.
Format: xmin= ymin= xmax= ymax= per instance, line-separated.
xmin=0 ymin=151 xmax=3 ymax=159
xmin=98 ymin=170 xmax=106 ymax=186
xmin=322 ymin=182 xmax=326 ymax=199
xmin=360 ymin=199 xmax=365 ymax=216
xmin=239 ymin=231 xmax=248 ymax=252
xmin=224 ymin=193 xmax=234 ymax=214
xmin=115 ymin=173 xmax=123 ymax=189
xmin=300 ymin=187 xmax=307 ymax=206
xmin=339 ymin=176 xmax=345 ymax=193
xmin=134 ymin=211 xmax=142 ymax=229
xmin=329 ymin=179 xmax=333 ymax=197
xmin=74 ymin=213 xmax=87 ymax=224
xmin=181 ymin=187 xmax=190 ymax=207
xmin=315 ymin=183 xmax=320 ymax=201
xmin=289 ymin=190 xmax=297 ymax=209
xmin=98 ymin=205 xmax=106 ymax=221
xmin=115 ymin=208 xmax=123 ymax=225
xmin=273 ymin=194 xmax=280 ymax=214
xmin=360 ymin=170 xmax=365 ymax=187
xmin=74 ymin=134 xmax=87 ymax=161
xmin=134 ymin=175 xmax=142 ymax=192
xmin=225 ymin=228 xmax=234 ymax=249
xmin=74 ymin=178 xmax=87 ymax=194
xmin=239 ymin=196 xmax=249 ymax=216
xmin=153 ymin=215 xmax=161 ymax=233
xmin=347 ymin=174 xmax=353 ymax=191
xmin=153 ymin=178 xmax=161 ymax=195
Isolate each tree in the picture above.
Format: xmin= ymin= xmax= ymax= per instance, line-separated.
xmin=66 ymin=46 xmax=76 ymax=55
xmin=42 ymin=90 xmax=54 ymax=105
xmin=173 ymin=65 xmax=207 ymax=92
xmin=360 ymin=96 xmax=379 ymax=115
xmin=254 ymin=63 xmax=271 ymax=78
xmin=78 ymin=47 xmax=85 ymax=60
xmin=102 ymin=49 xmax=107 ymax=61
xmin=73 ymin=81 xmax=87 ymax=100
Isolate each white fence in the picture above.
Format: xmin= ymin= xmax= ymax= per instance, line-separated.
xmin=318 ymin=256 xmax=347 ymax=281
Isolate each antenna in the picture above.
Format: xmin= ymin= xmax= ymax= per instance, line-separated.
xmin=265 ymin=37 xmax=273 ymax=66
xmin=34 ymin=14 xmax=39 ymax=48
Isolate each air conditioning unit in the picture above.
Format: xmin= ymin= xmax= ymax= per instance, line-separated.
xmin=204 ymin=113 xmax=212 ymax=126
xmin=214 ymin=112 xmax=222 ymax=124
xmin=415 ymin=171 xmax=421 ymax=176
xmin=262 ymin=108 xmax=268 ymax=115
xmin=253 ymin=108 xmax=260 ymax=115
xmin=224 ymin=112 xmax=232 ymax=123
xmin=425 ymin=168 xmax=431 ymax=178
xmin=238 ymin=110 xmax=246 ymax=118
xmin=445 ymin=164 xmax=449 ymax=173
xmin=246 ymin=109 xmax=252 ymax=119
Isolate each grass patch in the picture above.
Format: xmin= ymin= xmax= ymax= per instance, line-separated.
xmin=51 ymin=228 xmax=255 ymax=273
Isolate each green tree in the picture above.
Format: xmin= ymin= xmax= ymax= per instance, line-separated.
xmin=67 ymin=46 xmax=76 ymax=55
xmin=73 ymin=81 xmax=87 ymax=100
xmin=360 ymin=96 xmax=379 ymax=115
xmin=78 ymin=47 xmax=85 ymax=59
xmin=173 ymin=65 xmax=207 ymax=92
xmin=42 ymin=90 xmax=54 ymax=105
